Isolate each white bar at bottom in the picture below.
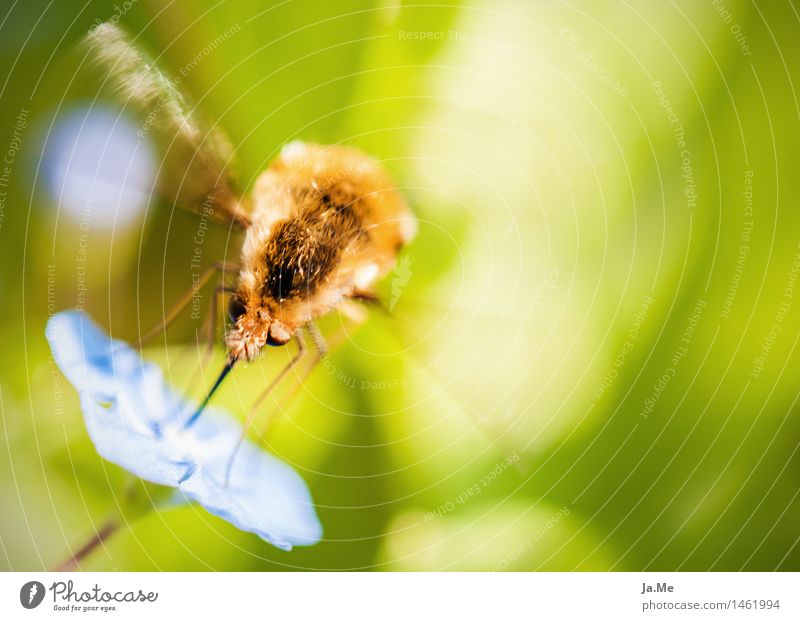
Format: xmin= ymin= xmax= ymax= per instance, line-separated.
xmin=1 ymin=572 xmax=796 ymax=620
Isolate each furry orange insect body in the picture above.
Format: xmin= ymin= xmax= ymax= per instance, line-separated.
xmin=228 ymin=141 xmax=416 ymax=361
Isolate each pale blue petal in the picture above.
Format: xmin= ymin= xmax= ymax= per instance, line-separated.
xmin=46 ymin=310 xmax=322 ymax=549
xmin=177 ymin=430 xmax=323 ymax=549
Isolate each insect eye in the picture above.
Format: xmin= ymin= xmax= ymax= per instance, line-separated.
xmin=227 ymin=297 xmax=247 ymax=322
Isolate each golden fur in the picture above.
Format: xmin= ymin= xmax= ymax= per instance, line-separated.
xmin=226 ymin=141 xmax=416 ymax=361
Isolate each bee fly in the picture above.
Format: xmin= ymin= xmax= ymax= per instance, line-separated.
xmin=85 ymin=24 xmax=416 ymax=462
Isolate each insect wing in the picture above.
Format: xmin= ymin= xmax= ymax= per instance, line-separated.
xmin=82 ymin=23 xmax=250 ymax=229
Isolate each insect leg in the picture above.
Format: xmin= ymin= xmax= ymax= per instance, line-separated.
xmin=203 ymin=283 xmax=238 ymax=358
xmin=178 ymin=283 xmax=238 ymax=402
xmin=346 ymin=289 xmax=390 ymax=315
xmin=136 ymin=261 xmax=239 ymax=348
xmin=223 ymin=314 xmax=369 ymax=486
xmin=348 ymin=288 xmax=379 ymax=303
xmin=263 ymin=322 xmax=330 ymax=420
xmin=224 ymin=331 xmax=308 ymax=486
xmin=261 ymin=316 xmax=369 ymax=434
xmin=306 ymin=320 xmax=328 ymax=357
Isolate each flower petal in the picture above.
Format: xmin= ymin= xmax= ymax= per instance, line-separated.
xmin=177 ymin=431 xmax=323 ymax=549
xmin=46 ymin=310 xmax=322 ymax=549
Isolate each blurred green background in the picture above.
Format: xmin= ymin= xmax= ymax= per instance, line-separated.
xmin=1 ymin=0 xmax=799 ymax=571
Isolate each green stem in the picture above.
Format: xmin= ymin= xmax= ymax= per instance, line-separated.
xmin=53 ymin=517 xmax=118 ymax=572
xmin=52 ymin=477 xmax=142 ymax=572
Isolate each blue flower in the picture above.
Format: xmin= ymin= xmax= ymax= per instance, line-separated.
xmin=46 ymin=311 xmax=322 ymax=551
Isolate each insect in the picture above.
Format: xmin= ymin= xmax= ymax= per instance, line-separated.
xmin=84 ymin=24 xmax=416 ymax=452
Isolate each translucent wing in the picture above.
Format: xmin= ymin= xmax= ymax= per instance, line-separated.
xmin=82 ymin=23 xmax=250 ymax=229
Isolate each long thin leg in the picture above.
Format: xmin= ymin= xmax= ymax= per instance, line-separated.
xmin=179 ymin=283 xmax=238 ymax=402
xmin=267 ymin=323 xmax=329 ymax=419
xmin=224 ymin=331 xmax=308 ymax=486
xmin=306 ymin=320 xmax=328 ymax=358
xmin=256 ymin=311 xmax=368 ymax=429
xmin=346 ymin=288 xmax=390 ymax=315
xmin=136 ymin=261 xmax=240 ymax=349
xmin=256 ymin=318 xmax=367 ymax=438
xmin=206 ymin=283 xmax=239 ymax=349
xmin=223 ymin=313 xmax=368 ymax=485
